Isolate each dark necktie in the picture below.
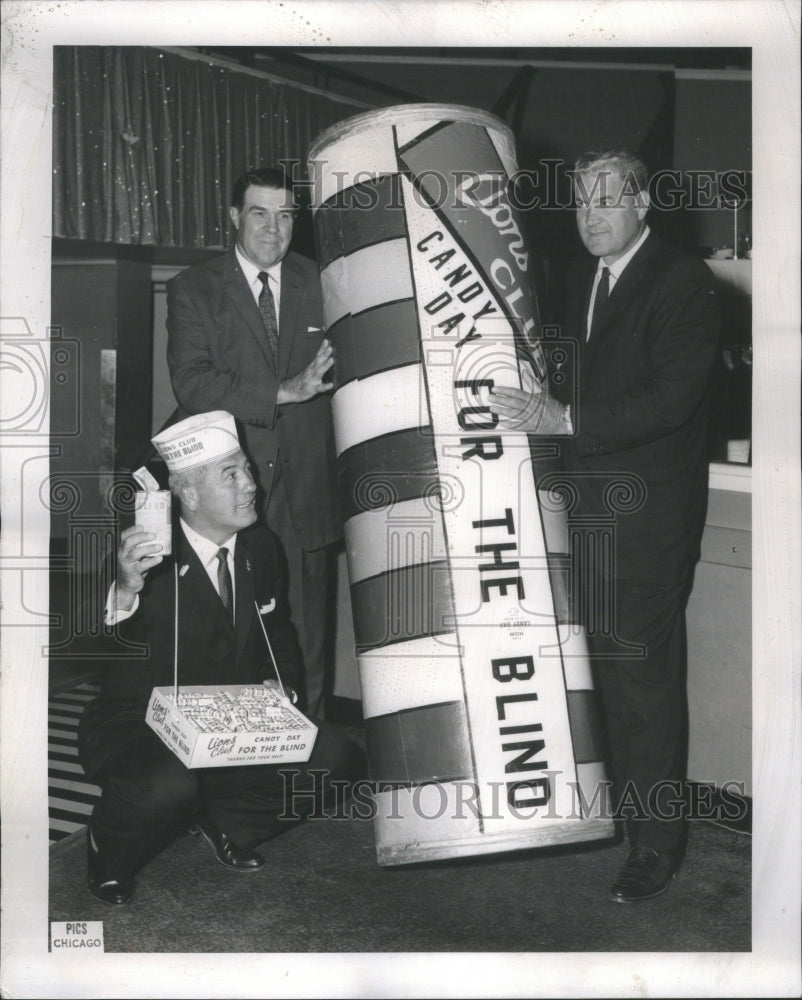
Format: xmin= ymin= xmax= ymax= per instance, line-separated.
xmin=257 ymin=271 xmax=279 ymax=365
xmin=216 ymin=547 xmax=233 ymax=622
xmin=588 ymin=266 xmax=610 ymax=341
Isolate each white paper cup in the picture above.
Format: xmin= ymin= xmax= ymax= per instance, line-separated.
xmin=134 ymin=490 xmax=172 ymax=555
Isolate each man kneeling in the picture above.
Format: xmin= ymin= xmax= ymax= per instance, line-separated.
xmin=78 ymin=410 xmax=363 ymax=904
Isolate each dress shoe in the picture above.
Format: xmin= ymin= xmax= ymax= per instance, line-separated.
xmin=86 ymin=830 xmax=134 ymax=905
xmin=609 ymin=845 xmax=677 ymax=903
xmin=188 ymin=816 xmax=265 ymax=872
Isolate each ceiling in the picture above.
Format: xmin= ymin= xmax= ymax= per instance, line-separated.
xmin=197 ymin=46 xmax=751 ymax=112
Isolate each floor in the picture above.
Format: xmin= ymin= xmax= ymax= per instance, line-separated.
xmin=47 ymin=681 xmax=752 ymax=958
xmin=49 ymin=801 xmax=751 ymax=954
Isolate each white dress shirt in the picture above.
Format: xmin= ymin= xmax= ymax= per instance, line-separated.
xmin=235 ymin=245 xmax=282 ymax=325
xmin=106 ymin=520 xmax=237 ymax=626
xmin=585 ymin=224 xmax=650 ymax=339
xmin=179 ymin=519 xmax=237 ymax=613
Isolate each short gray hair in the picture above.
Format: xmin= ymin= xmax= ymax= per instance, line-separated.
xmin=574 ymin=150 xmax=649 ymax=195
xmin=168 ymin=463 xmax=208 ymax=500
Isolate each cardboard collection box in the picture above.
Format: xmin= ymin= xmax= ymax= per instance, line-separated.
xmin=145 ymin=684 xmax=318 ymax=768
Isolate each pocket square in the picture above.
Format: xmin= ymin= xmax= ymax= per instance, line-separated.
xmin=258 ymin=599 xmax=276 ymax=615
xmin=307 ymin=326 xmax=322 ymax=333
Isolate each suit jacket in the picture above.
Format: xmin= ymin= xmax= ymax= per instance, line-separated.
xmin=96 ymin=523 xmax=304 ymax=711
xmin=166 ymin=249 xmax=342 ymax=550
xmin=558 ymin=233 xmax=720 ymax=585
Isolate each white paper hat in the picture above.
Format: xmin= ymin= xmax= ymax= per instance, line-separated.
xmin=151 ymin=411 xmax=240 ymax=472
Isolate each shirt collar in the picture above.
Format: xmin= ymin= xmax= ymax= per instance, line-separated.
xmin=235 ymin=244 xmax=282 ymax=287
xmin=598 ymin=224 xmax=650 ymax=282
xmin=180 ymin=517 xmax=237 ymax=569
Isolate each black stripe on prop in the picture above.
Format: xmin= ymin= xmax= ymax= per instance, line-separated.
xmin=328 ymin=299 xmax=420 ymax=388
xmin=351 ymin=561 xmax=455 ymax=650
xmin=566 ymin=689 xmax=606 ymax=765
xmin=365 ymin=701 xmax=473 ymax=784
xmin=315 ymin=174 xmax=408 ymax=271
xmin=338 ymin=426 xmax=439 ymax=521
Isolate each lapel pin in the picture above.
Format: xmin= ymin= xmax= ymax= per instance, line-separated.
xmin=246 ymin=558 xmax=251 ymax=572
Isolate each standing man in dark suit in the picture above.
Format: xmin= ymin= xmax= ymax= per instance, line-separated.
xmin=489 ymin=150 xmax=719 ymax=902
xmin=166 ymin=167 xmax=340 ymax=717
xmin=78 ymin=411 xmax=362 ymax=905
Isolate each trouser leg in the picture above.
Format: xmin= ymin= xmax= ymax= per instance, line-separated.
xmin=266 ymin=462 xmax=332 ymax=716
xmin=197 ymin=722 xmax=366 ymax=851
xmin=86 ymin=725 xmax=201 ymax=881
xmin=295 ymin=545 xmax=330 ymax=716
xmin=589 ymin=579 xmax=689 ymax=856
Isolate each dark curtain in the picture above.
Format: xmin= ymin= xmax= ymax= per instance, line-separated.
xmin=53 ymin=47 xmax=366 ymax=248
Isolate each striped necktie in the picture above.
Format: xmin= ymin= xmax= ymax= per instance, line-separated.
xmin=216 ymin=547 xmax=233 ymax=622
xmin=257 ymin=271 xmax=279 ymax=364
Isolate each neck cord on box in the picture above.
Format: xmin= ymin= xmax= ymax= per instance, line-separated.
xmin=171 ymin=559 xmax=288 ymax=702
xmin=173 ymin=560 xmax=179 ymax=702
xmin=254 ymin=600 xmax=287 ymax=700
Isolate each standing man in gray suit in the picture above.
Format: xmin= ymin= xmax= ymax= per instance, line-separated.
xmin=166 ymin=167 xmax=341 ymax=716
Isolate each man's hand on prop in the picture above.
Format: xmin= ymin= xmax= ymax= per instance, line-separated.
xmin=116 ymin=525 xmax=165 ymax=611
xmin=277 ymin=339 xmax=334 ymax=404
xmin=489 ymin=363 xmax=570 ymax=435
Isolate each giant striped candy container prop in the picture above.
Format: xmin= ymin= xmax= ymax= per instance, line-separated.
xmin=309 ymin=104 xmax=613 ymax=865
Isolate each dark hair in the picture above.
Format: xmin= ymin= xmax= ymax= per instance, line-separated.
xmin=230 ymin=167 xmax=294 ymax=210
xmin=574 ymin=150 xmax=649 ymax=194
